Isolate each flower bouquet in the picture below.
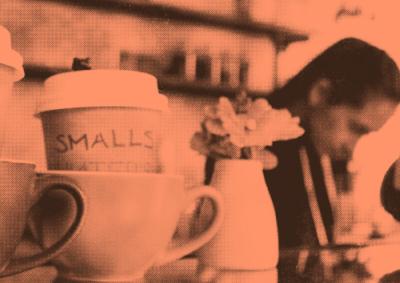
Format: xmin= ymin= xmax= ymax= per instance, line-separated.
xmin=191 ymin=90 xmax=305 ymax=169
xmin=190 ymin=91 xmax=305 ymax=270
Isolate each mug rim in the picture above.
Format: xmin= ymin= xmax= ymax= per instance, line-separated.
xmin=36 ymin=170 xmax=184 ymax=181
xmin=0 ymin=158 xmax=36 ymax=166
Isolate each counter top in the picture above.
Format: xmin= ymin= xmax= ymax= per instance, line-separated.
xmin=144 ymin=241 xmax=400 ymax=282
xmin=5 ymin=237 xmax=400 ymax=282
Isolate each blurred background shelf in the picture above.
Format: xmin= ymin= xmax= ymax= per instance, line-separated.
xmin=24 ymin=64 xmax=270 ymax=97
xmin=36 ymin=0 xmax=308 ymax=49
xmin=4 ymin=0 xmax=312 ymax=94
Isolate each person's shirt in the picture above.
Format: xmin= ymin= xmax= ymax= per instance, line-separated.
xmin=205 ymin=134 xmax=334 ymax=250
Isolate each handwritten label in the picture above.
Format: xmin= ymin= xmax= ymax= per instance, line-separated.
xmin=49 ymin=161 xmax=161 ymax=173
xmin=53 ymin=129 xmax=154 ymax=153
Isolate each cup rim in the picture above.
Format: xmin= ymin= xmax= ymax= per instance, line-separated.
xmin=0 ymin=51 xmax=24 ymax=82
xmin=36 ymin=170 xmax=184 ymax=180
xmin=37 ymin=69 xmax=168 ymax=114
xmin=0 ymin=158 xmax=36 ymax=166
xmin=35 ymin=104 xmax=165 ymax=116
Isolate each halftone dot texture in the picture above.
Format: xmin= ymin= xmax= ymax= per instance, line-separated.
xmin=0 ymin=0 xmax=368 ymax=282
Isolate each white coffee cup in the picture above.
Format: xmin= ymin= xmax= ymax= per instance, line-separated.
xmin=37 ymin=70 xmax=168 ymax=173
xmin=0 ymin=25 xmax=24 ymax=106
xmin=29 ymin=171 xmax=223 ymax=282
xmin=0 ymin=25 xmax=24 ymax=83
xmin=0 ymin=159 xmax=85 ymax=278
xmin=0 ymin=26 xmax=24 ymax=157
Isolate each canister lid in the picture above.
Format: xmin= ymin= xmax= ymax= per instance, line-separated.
xmin=0 ymin=26 xmax=24 ymax=81
xmin=37 ymin=69 xmax=168 ymax=114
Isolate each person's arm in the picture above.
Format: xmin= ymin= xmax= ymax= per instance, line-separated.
xmin=381 ymin=163 xmax=400 ymax=221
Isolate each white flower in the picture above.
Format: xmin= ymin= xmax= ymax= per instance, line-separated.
xmin=217 ymin=97 xmax=304 ymax=147
xmin=190 ymin=94 xmax=304 ymax=167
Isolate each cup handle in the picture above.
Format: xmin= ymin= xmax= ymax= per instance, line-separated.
xmin=155 ymin=186 xmax=223 ymax=266
xmin=0 ymin=175 xmax=85 ymax=277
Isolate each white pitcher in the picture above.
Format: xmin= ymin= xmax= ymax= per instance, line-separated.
xmin=196 ymin=159 xmax=279 ymax=270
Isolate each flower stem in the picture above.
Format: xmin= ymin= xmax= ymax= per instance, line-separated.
xmin=240 ymin=147 xmax=252 ymax=159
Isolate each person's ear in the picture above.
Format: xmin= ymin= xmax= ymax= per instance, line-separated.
xmin=308 ymin=78 xmax=333 ymax=107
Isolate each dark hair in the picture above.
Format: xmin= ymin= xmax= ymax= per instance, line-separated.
xmin=269 ymin=37 xmax=400 ymax=108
